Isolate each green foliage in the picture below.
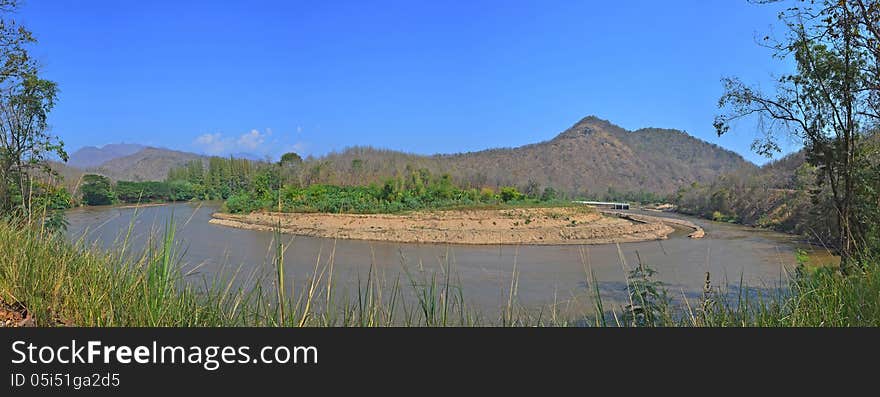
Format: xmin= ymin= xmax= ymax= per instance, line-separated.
xmin=225 ymin=191 xmax=266 ymax=214
xmin=30 ymin=183 xmax=71 ymax=232
xmin=700 ymin=261 xmax=880 ymax=327
xmin=0 ymin=2 xmax=66 ymax=217
xmin=114 ymin=180 xmax=196 ymax=203
xmin=480 ymin=187 xmax=496 ymax=201
xmin=427 ymin=174 xmax=455 ymax=200
xmin=795 ymin=249 xmax=810 ymax=267
xmin=499 ymin=186 xmax=523 ymax=202
xmin=622 ymin=262 xmax=670 ymax=327
xmin=166 ymin=156 xmax=264 ymax=200
xmin=218 ymin=165 xmax=567 ymax=214
xmin=252 ymin=168 xmax=281 ymax=201
xmin=137 ymin=155 xmax=565 ymax=215
xmin=115 ymin=181 xmax=168 ymax=202
xmin=167 ymin=180 xmax=195 ymax=201
xmin=279 ymin=152 xmax=303 ymax=166
xmin=80 ymin=174 xmax=114 ymax=206
xmin=540 ymin=187 xmax=558 ymax=201
xmin=166 ymin=159 xmax=204 ymax=186
xmin=711 ymin=211 xmax=737 ymax=223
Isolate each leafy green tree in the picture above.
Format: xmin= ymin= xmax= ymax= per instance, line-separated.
xmin=279 ymin=152 xmax=303 ymax=166
xmin=168 ymin=180 xmax=195 ymax=201
xmin=80 ymin=174 xmax=114 ymax=206
xmin=252 ymin=167 xmax=281 ymax=201
xmin=427 ymin=173 xmax=455 ymax=200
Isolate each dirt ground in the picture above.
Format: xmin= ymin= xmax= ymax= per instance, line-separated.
xmin=210 ymin=206 xmax=677 ymax=245
xmin=0 ymin=301 xmax=34 ymax=327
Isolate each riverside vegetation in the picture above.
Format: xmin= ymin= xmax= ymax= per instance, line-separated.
xmin=77 ymin=155 xmax=568 ymax=211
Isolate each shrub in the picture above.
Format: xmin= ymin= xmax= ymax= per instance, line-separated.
xmin=540 ymin=187 xmax=558 ymax=201
xmin=499 ymin=186 xmax=523 ymax=202
xmin=225 ymin=191 xmax=264 ymax=214
xmin=480 ymin=187 xmax=496 ymax=202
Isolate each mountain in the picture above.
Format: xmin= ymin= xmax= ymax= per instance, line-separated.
xmin=87 ymin=147 xmax=206 ymax=182
xmin=60 ymin=116 xmax=754 ymax=193
xmin=319 ymin=116 xmax=756 ymax=195
xmin=67 ymin=143 xmax=146 ymax=168
xmin=65 ymin=144 xmax=208 ymax=182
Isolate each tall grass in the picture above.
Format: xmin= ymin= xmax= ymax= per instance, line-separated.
xmin=695 ymin=265 xmax=880 ymax=326
xmin=0 ymin=217 xmax=877 ymax=327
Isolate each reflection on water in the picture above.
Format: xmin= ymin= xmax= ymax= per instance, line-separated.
xmin=65 ymin=202 xmax=832 ymax=319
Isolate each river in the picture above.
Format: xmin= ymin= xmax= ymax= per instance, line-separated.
xmin=64 ymin=202 xmax=832 ymax=320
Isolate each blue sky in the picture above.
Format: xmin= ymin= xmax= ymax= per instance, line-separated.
xmin=18 ymin=0 xmax=796 ymax=164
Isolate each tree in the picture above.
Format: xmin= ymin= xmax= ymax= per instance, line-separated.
xmin=80 ymin=174 xmax=114 ymax=206
xmin=540 ymin=187 xmax=558 ymax=201
xmin=499 ymin=186 xmax=523 ymax=202
xmin=252 ymin=167 xmax=281 ymax=201
xmin=279 ymin=152 xmax=303 ymax=166
xmin=715 ymin=0 xmax=880 ymax=270
xmin=0 ymin=1 xmax=65 ymax=217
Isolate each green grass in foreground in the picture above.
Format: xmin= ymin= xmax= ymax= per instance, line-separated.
xmin=1 ymin=219 xmax=878 ymax=327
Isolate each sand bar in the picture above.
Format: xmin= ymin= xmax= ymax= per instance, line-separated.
xmin=209 ymin=207 xmax=678 ymax=245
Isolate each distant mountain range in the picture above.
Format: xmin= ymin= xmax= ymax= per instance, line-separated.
xmin=87 ymin=147 xmax=206 ymax=181
xmin=60 ymin=116 xmax=756 ymax=194
xmin=63 ymin=143 xmax=271 ymax=182
xmin=59 ymin=144 xmax=205 ymax=182
xmin=318 ymin=116 xmax=756 ymax=194
xmin=67 ymin=143 xmax=146 ymax=168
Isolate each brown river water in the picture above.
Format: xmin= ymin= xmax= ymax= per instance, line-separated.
xmin=65 ymin=202 xmax=834 ymax=320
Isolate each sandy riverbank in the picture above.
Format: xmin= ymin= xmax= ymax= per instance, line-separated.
xmin=209 ymin=207 xmax=678 ymax=245
xmin=599 ymin=210 xmax=705 ymax=239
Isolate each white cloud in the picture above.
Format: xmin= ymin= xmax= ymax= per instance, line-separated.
xmin=193 ymin=128 xmax=304 ymax=159
xmin=194 ymin=133 xmax=232 ymax=155
xmin=235 ymin=129 xmax=267 ymax=150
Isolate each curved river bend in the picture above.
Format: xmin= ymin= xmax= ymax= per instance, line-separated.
xmin=65 ymin=202 xmax=829 ymax=319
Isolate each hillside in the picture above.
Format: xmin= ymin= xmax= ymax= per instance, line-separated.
xmin=59 ymin=116 xmax=754 ymax=194
xmin=87 ymin=147 xmax=206 ymax=182
xmin=64 ymin=144 xmax=210 ymax=182
xmin=673 ymin=149 xmax=826 ymax=237
xmin=318 ymin=116 xmax=755 ymax=195
xmin=67 ymin=143 xmax=146 ymax=168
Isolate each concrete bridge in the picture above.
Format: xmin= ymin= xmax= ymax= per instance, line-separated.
xmin=572 ymin=201 xmax=630 ymax=210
